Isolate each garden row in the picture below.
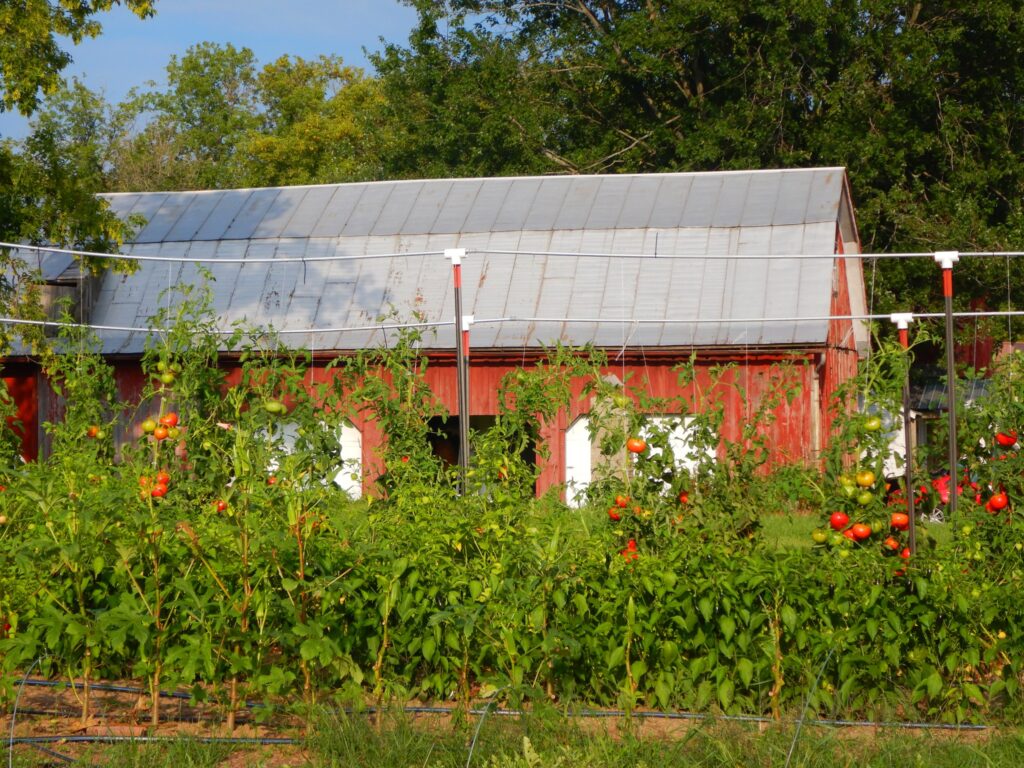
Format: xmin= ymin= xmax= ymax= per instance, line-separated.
xmin=0 ymin=289 xmax=1023 ymax=727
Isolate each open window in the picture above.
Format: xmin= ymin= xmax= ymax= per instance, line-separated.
xmin=564 ymin=414 xmax=714 ymax=506
xmin=268 ymin=420 xmax=363 ymax=499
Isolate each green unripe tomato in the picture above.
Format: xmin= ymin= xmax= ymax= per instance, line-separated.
xmin=863 ymin=416 xmax=883 ymax=432
xmin=160 ymin=372 xmax=175 ymax=385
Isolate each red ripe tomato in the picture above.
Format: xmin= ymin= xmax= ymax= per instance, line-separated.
xmin=215 ymin=500 xmax=228 ymax=513
xmin=159 ymin=413 xmax=179 ymax=428
xmin=155 ymin=470 xmax=171 ymax=486
xmin=86 ymin=425 xmax=99 ymax=438
xmin=267 ymin=475 xmax=277 ymax=486
xmin=151 ymin=483 xmax=169 ymax=498
xmin=995 ymin=430 xmax=1018 ymax=447
xmin=153 ymin=426 xmax=169 ymax=441
xmin=626 ymin=437 xmax=646 ymax=454
xmin=626 ymin=539 xmax=638 ymax=551
xmin=842 ymin=528 xmax=857 ymax=540
xmin=882 ymin=536 xmax=900 ymax=551
xmin=614 ymin=494 xmax=629 ymax=508
xmin=900 ymin=547 xmax=911 ymax=560
xmin=890 ymin=512 xmax=910 ymax=531
xmin=829 ymin=511 xmax=850 ymax=531
xmin=851 ymin=523 xmax=872 ymax=540
xmin=678 ymin=491 xmax=689 ymax=505
xmin=608 ymin=508 xmax=621 ymax=522
xmin=989 ymin=492 xmax=1009 ymax=511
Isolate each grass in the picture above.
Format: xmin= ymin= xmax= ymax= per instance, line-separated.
xmin=11 ymin=712 xmax=1024 ymax=767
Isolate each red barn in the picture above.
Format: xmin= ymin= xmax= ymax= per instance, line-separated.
xmin=10 ymin=169 xmax=867 ymax=498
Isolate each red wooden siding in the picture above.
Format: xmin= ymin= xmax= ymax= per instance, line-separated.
xmin=3 ymin=365 xmax=38 ymax=461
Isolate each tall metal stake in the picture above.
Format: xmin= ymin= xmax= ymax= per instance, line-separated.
xmin=892 ymin=313 xmax=916 ymax=553
xmin=936 ymin=251 xmax=960 ymax=519
xmin=447 ymin=248 xmax=470 ymax=493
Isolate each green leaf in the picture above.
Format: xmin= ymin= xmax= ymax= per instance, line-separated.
xmin=737 ymin=658 xmax=753 ymax=687
xmin=607 ymin=645 xmax=626 ymax=670
xmin=698 ymin=597 xmax=713 ymax=623
xmin=963 ymin=683 xmax=985 ymax=705
xmin=300 ymin=638 xmax=321 ymax=661
xmin=780 ymin=605 xmax=797 ymax=633
xmin=655 ymin=678 xmax=672 ymax=708
xmin=718 ymin=678 xmax=734 ymax=710
xmin=631 ymin=659 xmax=647 ymax=682
xmin=926 ymin=672 xmax=942 ymax=698
xmin=719 ymin=615 xmax=736 ymax=643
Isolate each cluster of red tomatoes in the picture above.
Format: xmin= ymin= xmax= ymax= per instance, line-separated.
xmin=141 ymin=412 xmax=182 ymax=442
xmin=620 ymin=539 xmax=639 ymax=561
xmin=140 ymin=469 xmax=173 ymax=500
xmin=813 ymin=508 xmax=913 ymax=562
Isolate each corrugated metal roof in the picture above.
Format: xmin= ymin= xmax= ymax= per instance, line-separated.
xmin=92 ymin=169 xmax=857 ymax=354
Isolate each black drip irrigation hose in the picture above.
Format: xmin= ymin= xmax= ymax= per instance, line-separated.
xmin=9 ymin=735 xmax=299 ymax=746
xmin=12 ymin=679 xmax=991 ymax=732
xmin=23 ymin=743 xmax=74 ymax=764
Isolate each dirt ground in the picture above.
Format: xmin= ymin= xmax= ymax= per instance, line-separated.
xmin=0 ymin=678 xmax=1000 ymax=766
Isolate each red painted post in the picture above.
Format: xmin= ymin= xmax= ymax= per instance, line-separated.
xmin=446 ymin=248 xmax=470 ymax=491
xmin=935 ymin=251 xmax=960 ymax=518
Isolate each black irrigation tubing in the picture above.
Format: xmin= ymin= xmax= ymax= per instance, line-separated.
xmin=11 ymin=707 xmax=256 ymax=726
xmin=21 ymin=743 xmax=74 ymax=765
xmin=9 ymin=735 xmax=300 ymax=746
xmin=18 ymin=679 xmax=265 ymax=711
xmin=13 ymin=680 xmax=991 ymax=733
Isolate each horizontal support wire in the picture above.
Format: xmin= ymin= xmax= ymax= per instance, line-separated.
xmin=6 ymin=240 xmax=1024 ymax=265
xmin=0 ymin=311 xmax=1022 ymax=341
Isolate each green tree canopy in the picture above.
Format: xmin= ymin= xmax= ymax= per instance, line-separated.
xmin=372 ymin=1 xmax=1024 ymax=323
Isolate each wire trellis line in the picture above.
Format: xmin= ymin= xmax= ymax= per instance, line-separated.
xmin=6 ymin=240 xmax=1024 ymax=265
xmin=0 ymin=310 xmax=1022 ymax=341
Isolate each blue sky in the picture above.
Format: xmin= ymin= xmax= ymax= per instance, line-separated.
xmin=0 ymin=0 xmax=420 ymax=139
